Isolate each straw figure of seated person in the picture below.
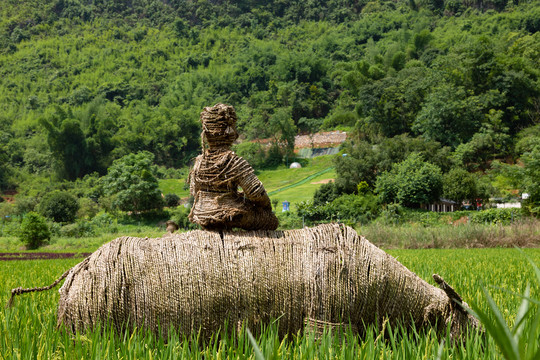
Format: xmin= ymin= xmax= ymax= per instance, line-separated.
xmin=188 ymin=103 xmax=279 ymax=231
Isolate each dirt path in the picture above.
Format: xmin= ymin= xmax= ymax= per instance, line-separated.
xmin=311 ymin=179 xmax=334 ymax=184
xmin=0 ymin=252 xmax=91 ymax=261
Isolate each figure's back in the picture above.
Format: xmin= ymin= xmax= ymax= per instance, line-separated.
xmin=188 ymin=103 xmax=278 ymax=231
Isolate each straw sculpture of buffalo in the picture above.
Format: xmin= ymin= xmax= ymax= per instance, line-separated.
xmin=51 ymin=223 xmax=479 ymax=339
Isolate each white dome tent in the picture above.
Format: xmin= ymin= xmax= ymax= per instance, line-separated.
xmin=289 ymin=162 xmax=302 ymax=169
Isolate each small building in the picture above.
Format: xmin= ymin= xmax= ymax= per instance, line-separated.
xmin=496 ymin=202 xmax=521 ymax=209
xmin=423 ymin=198 xmax=459 ymax=212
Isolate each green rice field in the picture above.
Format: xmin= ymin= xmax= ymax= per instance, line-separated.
xmin=2 ymin=248 xmax=539 ymax=359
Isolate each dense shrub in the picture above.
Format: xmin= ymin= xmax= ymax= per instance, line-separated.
xmin=0 ymin=0 xmax=539 ymax=227
xmin=331 ymin=193 xmax=380 ymax=224
xmin=377 ymin=203 xmax=405 ymax=225
xmin=77 ymin=197 xmax=100 ymax=219
xmin=276 ymin=210 xmax=303 ymax=229
xmin=169 ymin=206 xmax=197 ymax=230
xmin=89 ymin=213 xmax=118 ymax=234
xmin=313 ymin=181 xmax=339 ymax=206
xmin=14 ymin=196 xmax=38 ymax=215
xmin=59 ymin=222 xmax=95 ymax=238
xmin=164 ymin=193 xmax=180 ymax=208
xmin=297 ymin=192 xmax=379 ymax=225
xmin=38 ymin=191 xmax=79 ymax=223
xmin=297 ymin=200 xmax=335 ymax=223
xmin=469 ymin=208 xmax=522 ymax=225
xmin=0 ymin=204 xmax=20 ymax=236
xmin=443 ymin=167 xmax=479 ymax=204
xmin=19 ymin=212 xmax=51 ymax=249
xmin=101 ymin=152 xmax=164 ymax=213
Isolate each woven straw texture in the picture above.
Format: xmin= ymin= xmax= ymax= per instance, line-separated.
xmin=189 ymin=103 xmax=278 ymax=230
xmin=189 ymin=150 xmax=278 ymax=230
xmin=57 ymin=224 xmax=477 ymax=339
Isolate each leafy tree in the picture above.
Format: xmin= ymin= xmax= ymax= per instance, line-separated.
xmin=411 ymin=29 xmax=434 ymax=58
xmin=331 ymin=193 xmax=380 ymax=224
xmin=356 ymin=66 xmax=433 ymax=137
xmin=335 ymin=134 xmax=451 ymax=195
xmin=14 ymin=196 xmax=38 ymax=216
xmin=233 ymin=142 xmax=267 ymax=169
xmin=19 ymin=212 xmax=51 ymax=249
xmin=413 ymin=85 xmax=482 ymax=148
xmin=522 ymin=146 xmax=540 ymax=215
xmin=41 ymin=116 xmax=91 ymax=181
xmin=169 ymin=205 xmax=197 ymax=230
xmin=451 ymin=121 xmax=510 ymax=171
xmin=1 ymin=0 xmax=540 ymax=208
xmin=488 ymin=160 xmax=523 ymax=199
xmin=164 ymin=193 xmax=180 ymax=208
xmin=0 ymin=132 xmax=11 ymax=190
xmin=77 ymin=197 xmax=100 ymax=219
xmin=269 ymin=107 xmax=297 ymax=155
xmin=376 ymin=153 xmax=443 ymax=208
xmin=461 ymin=36 xmax=499 ymax=93
xmin=442 ymin=168 xmax=478 ymax=205
xmin=101 ymin=151 xmax=164 ymax=212
xmin=515 ymin=125 xmax=540 ymax=156
xmin=335 ymin=140 xmax=380 ymax=194
xmin=376 ymin=134 xmax=452 ymax=173
xmin=298 ymin=192 xmax=379 ymax=225
xmin=313 ymin=181 xmax=339 ymax=206
xmin=38 ymin=191 xmax=80 ymax=223
xmin=173 ymin=18 xmax=189 ymax=38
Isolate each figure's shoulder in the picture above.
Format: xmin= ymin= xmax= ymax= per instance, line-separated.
xmin=229 ymin=152 xmax=252 ymax=168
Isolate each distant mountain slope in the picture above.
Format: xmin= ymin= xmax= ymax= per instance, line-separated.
xmin=0 ymin=0 xmax=538 ymax=191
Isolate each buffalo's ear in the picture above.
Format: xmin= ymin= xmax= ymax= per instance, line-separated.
xmin=433 ymin=274 xmax=465 ymax=312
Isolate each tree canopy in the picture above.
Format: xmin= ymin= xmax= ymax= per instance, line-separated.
xmin=100 ymin=151 xmax=164 ymax=212
xmin=376 ymin=153 xmax=443 ymax=208
xmin=0 ymin=0 xmax=539 ymax=214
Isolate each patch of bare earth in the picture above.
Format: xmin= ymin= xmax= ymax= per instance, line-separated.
xmin=311 ymin=179 xmax=335 ymax=184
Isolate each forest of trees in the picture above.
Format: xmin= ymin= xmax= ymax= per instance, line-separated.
xmin=0 ymin=0 xmax=539 ymax=219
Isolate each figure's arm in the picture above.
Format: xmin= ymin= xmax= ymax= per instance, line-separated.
xmin=189 ymin=157 xmax=202 ymax=197
xmin=235 ymin=157 xmax=272 ymax=209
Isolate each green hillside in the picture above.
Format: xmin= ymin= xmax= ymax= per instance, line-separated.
xmin=268 ymin=168 xmax=337 ymax=206
xmin=1 ymin=0 xmax=539 ymax=224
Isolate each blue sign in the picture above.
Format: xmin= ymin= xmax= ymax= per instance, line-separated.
xmin=282 ymin=201 xmax=290 ymax=212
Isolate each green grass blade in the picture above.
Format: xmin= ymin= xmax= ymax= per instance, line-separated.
xmin=513 ymin=284 xmax=531 ymax=339
xmin=524 ymin=305 xmax=540 ymax=360
xmin=469 ymin=286 xmax=520 ymax=360
xmin=246 ymin=328 xmax=265 ymax=360
xmin=435 ymin=339 xmax=445 ymax=360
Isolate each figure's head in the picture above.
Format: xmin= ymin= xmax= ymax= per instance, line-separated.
xmin=200 ymin=103 xmax=238 ymax=148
